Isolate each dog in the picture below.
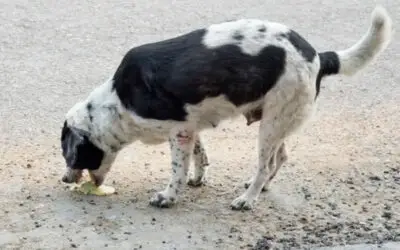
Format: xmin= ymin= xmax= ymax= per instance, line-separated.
xmin=61 ymin=6 xmax=392 ymax=210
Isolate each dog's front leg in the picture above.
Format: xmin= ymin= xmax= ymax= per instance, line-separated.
xmin=187 ymin=134 xmax=209 ymax=187
xmin=149 ymin=128 xmax=195 ymax=208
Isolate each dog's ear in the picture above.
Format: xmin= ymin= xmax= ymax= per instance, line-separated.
xmin=61 ymin=124 xmax=85 ymax=168
xmin=61 ymin=122 xmax=104 ymax=170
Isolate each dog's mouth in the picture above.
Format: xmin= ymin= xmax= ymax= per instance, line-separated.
xmin=61 ymin=169 xmax=104 ymax=187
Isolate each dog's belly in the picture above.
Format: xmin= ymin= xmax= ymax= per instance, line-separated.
xmin=139 ymin=129 xmax=169 ymax=145
xmin=132 ymin=95 xmax=263 ymax=143
xmin=137 ymin=124 xmax=171 ymax=145
xmin=140 ymin=136 xmax=167 ymax=145
xmin=186 ymin=95 xmax=263 ymax=130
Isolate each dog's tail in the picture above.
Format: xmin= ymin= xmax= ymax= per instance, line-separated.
xmin=318 ymin=6 xmax=392 ymax=79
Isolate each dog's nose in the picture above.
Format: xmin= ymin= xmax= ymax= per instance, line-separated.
xmin=62 ymin=175 xmax=73 ymax=183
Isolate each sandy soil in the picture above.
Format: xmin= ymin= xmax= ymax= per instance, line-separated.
xmin=0 ymin=0 xmax=399 ymax=249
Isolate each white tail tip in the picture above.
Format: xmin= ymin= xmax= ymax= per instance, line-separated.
xmin=337 ymin=6 xmax=393 ymax=76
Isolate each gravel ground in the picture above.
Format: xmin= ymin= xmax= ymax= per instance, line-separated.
xmin=0 ymin=0 xmax=399 ymax=249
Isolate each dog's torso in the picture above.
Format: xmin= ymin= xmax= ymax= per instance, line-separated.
xmin=109 ymin=19 xmax=318 ymax=138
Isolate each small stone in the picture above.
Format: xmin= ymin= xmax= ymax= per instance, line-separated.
xmin=345 ymin=179 xmax=354 ymax=184
xmin=71 ymin=243 xmax=77 ymax=248
xmin=253 ymin=236 xmax=274 ymax=250
xmin=369 ymin=176 xmax=381 ymax=181
xmin=328 ymin=202 xmax=337 ymax=210
xmin=299 ymin=217 xmax=308 ymax=224
xmin=382 ymin=212 xmax=392 ymax=220
xmin=301 ymin=187 xmax=312 ymax=200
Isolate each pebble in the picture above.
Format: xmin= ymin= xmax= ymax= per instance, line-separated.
xmin=382 ymin=212 xmax=392 ymax=220
xmin=369 ymin=176 xmax=382 ymax=181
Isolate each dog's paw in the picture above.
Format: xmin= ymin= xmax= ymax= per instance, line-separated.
xmin=230 ymin=195 xmax=256 ymax=210
xmin=244 ymin=179 xmax=268 ymax=192
xmin=187 ymin=176 xmax=206 ymax=187
xmin=149 ymin=191 xmax=176 ymax=208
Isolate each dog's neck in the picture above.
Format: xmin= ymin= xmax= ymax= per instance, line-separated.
xmin=65 ymin=78 xmax=143 ymax=153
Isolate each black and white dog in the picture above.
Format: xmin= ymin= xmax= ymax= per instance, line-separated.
xmin=61 ymin=6 xmax=392 ymax=210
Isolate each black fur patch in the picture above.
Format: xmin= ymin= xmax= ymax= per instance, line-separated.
xmin=232 ymin=31 xmax=244 ymax=40
xmin=112 ymin=29 xmax=286 ymax=121
xmin=316 ymin=51 xmax=340 ymax=97
xmin=61 ymin=121 xmax=104 ymax=170
xmin=285 ymin=30 xmax=316 ymax=62
xmin=87 ymin=103 xmax=94 ymax=122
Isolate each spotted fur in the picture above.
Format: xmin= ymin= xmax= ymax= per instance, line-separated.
xmin=61 ymin=6 xmax=392 ymax=210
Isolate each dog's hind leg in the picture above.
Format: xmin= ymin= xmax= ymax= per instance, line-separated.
xmin=231 ymin=82 xmax=314 ymax=210
xmin=265 ymin=142 xmax=288 ymax=184
xmin=244 ymin=142 xmax=288 ymax=192
xmin=188 ymin=134 xmax=210 ymax=187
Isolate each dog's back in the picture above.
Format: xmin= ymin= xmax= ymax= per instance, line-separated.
xmin=112 ymin=19 xmax=321 ymax=127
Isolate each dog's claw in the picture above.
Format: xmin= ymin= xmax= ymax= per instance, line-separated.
xmin=231 ymin=195 xmax=256 ymax=210
xmin=149 ymin=192 xmax=176 ymax=208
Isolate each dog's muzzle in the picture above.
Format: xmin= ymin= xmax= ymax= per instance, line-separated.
xmin=61 ymin=168 xmax=83 ymax=183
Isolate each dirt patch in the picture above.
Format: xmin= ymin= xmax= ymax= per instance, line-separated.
xmin=1 ymin=108 xmax=399 ymax=249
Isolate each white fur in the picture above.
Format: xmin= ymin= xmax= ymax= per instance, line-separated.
xmin=203 ymin=19 xmax=289 ymax=56
xmin=337 ymin=5 xmax=392 ymax=76
xmin=64 ymin=6 xmax=392 ymax=210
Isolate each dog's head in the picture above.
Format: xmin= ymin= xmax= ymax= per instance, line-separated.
xmin=60 ymin=121 xmax=113 ymax=186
